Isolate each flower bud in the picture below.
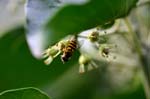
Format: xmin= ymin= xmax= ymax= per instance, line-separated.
xmin=43 ymin=45 xmax=61 ymax=65
xmin=79 ymin=54 xmax=98 ymax=73
xmin=99 ymin=44 xmax=117 ymax=61
xmin=79 ymin=55 xmax=91 ymax=73
xmin=88 ymin=31 xmax=99 ymax=42
xmin=79 ymin=55 xmax=91 ymax=65
xmin=44 ymin=56 xmax=53 ymax=65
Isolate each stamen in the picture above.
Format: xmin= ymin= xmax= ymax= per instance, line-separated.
xmin=44 ymin=57 xmax=53 ymax=65
xmin=79 ymin=64 xmax=85 ymax=74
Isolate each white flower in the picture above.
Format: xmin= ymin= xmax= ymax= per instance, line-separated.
xmin=99 ymin=44 xmax=117 ymax=62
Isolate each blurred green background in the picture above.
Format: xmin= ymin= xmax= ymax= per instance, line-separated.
xmin=0 ymin=0 xmax=149 ymax=99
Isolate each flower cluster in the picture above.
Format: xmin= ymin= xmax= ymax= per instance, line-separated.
xmin=43 ymin=40 xmax=68 ymax=65
xmin=43 ymin=28 xmax=117 ymax=73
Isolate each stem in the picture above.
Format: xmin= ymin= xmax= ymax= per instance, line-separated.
xmin=124 ymin=18 xmax=142 ymax=56
xmin=124 ymin=17 xmax=150 ymax=99
xmin=137 ymin=0 xmax=150 ymax=8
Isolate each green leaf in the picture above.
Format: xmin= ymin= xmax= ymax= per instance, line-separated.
xmin=0 ymin=87 xmax=50 ymax=99
xmin=46 ymin=0 xmax=138 ymax=45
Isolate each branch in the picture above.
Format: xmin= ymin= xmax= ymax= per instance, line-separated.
xmin=124 ymin=17 xmax=150 ymax=99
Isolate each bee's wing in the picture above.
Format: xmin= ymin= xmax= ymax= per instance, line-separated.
xmin=77 ymin=39 xmax=85 ymax=49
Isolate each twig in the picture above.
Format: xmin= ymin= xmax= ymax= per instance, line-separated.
xmin=124 ymin=17 xmax=150 ymax=99
xmin=137 ymin=0 xmax=150 ymax=8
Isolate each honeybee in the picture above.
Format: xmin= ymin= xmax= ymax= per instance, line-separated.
xmin=61 ymin=36 xmax=78 ymax=63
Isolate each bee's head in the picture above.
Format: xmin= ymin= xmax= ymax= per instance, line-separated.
xmin=61 ymin=55 xmax=68 ymax=63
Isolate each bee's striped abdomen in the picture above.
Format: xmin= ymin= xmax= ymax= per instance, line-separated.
xmin=68 ymin=40 xmax=77 ymax=50
xmin=61 ymin=38 xmax=77 ymax=63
